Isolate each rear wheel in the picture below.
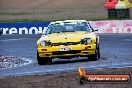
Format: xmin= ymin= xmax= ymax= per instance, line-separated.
xmin=88 ymin=44 xmax=100 ymax=61
xmin=37 ymin=51 xmax=52 ymax=65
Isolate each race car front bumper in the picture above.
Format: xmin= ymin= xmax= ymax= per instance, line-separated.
xmin=37 ymin=44 xmax=96 ymax=58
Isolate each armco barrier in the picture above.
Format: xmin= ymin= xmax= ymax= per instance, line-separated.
xmin=0 ymin=20 xmax=132 ymax=34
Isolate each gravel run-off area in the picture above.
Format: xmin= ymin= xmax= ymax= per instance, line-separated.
xmin=0 ymin=67 xmax=132 ymax=88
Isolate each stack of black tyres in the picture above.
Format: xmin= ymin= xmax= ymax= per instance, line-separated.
xmin=108 ymin=8 xmax=130 ymax=19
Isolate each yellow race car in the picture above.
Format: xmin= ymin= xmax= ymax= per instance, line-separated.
xmin=37 ymin=20 xmax=100 ymax=65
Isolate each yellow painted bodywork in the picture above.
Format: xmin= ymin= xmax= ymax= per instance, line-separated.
xmin=38 ymin=43 xmax=96 ymax=58
xmin=37 ymin=20 xmax=99 ymax=59
xmin=37 ymin=32 xmax=98 ymax=58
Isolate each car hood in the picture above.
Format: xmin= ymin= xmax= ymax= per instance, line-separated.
xmin=38 ymin=32 xmax=95 ymax=43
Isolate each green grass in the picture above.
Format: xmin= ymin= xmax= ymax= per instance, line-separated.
xmin=0 ymin=19 xmax=50 ymax=23
xmin=0 ymin=12 xmax=31 ymax=15
xmin=0 ymin=18 xmax=131 ymax=23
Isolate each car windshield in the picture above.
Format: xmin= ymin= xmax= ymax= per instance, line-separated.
xmin=47 ymin=22 xmax=93 ymax=34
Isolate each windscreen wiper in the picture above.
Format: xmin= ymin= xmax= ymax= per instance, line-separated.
xmin=48 ymin=31 xmax=75 ymax=34
xmin=61 ymin=31 xmax=75 ymax=32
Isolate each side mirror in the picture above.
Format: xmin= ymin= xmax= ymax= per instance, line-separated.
xmin=94 ymin=29 xmax=98 ymax=31
xmin=37 ymin=31 xmax=43 ymax=35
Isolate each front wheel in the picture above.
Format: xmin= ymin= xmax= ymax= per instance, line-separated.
xmin=0 ymin=32 xmax=2 ymax=36
xmin=88 ymin=45 xmax=100 ymax=61
xmin=37 ymin=51 xmax=52 ymax=65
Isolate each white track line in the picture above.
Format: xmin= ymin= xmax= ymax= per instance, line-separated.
xmin=3 ymin=62 xmax=132 ymax=76
xmin=0 ymin=38 xmax=28 ymax=41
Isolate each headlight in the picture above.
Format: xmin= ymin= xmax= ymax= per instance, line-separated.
xmin=81 ymin=38 xmax=92 ymax=44
xmin=40 ymin=41 xmax=51 ymax=46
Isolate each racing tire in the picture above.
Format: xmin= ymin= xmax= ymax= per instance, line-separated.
xmin=37 ymin=51 xmax=52 ymax=65
xmin=88 ymin=44 xmax=100 ymax=61
xmin=0 ymin=31 xmax=2 ymax=36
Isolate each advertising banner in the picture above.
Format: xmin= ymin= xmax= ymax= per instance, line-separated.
xmin=89 ymin=20 xmax=132 ymax=33
xmin=0 ymin=22 xmax=49 ymax=34
xmin=0 ymin=20 xmax=132 ymax=34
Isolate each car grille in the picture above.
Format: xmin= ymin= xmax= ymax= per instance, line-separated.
xmin=51 ymin=42 xmax=80 ymax=46
xmin=52 ymin=50 xmax=81 ymax=55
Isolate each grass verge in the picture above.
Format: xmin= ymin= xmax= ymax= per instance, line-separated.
xmin=0 ymin=18 xmax=131 ymax=23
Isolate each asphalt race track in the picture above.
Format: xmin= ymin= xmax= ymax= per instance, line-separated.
xmin=0 ymin=34 xmax=132 ymax=76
